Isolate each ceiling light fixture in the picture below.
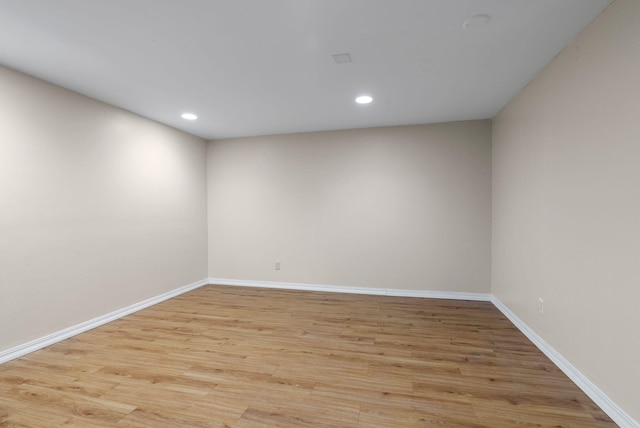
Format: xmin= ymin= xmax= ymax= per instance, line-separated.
xmin=355 ymin=95 xmax=373 ymax=104
xmin=332 ymin=53 xmax=352 ymax=64
xmin=181 ymin=113 xmax=198 ymax=120
xmin=463 ymin=14 xmax=490 ymax=29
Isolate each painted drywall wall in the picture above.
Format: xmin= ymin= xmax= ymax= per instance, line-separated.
xmin=492 ymin=0 xmax=640 ymax=422
xmin=208 ymin=122 xmax=491 ymax=292
xmin=0 ymin=65 xmax=208 ymax=353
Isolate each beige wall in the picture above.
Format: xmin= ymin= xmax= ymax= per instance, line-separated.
xmin=492 ymin=0 xmax=639 ymax=421
xmin=0 ymin=65 xmax=208 ymax=353
xmin=208 ymin=122 xmax=492 ymax=292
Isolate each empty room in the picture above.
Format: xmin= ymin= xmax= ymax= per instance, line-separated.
xmin=0 ymin=0 xmax=638 ymax=426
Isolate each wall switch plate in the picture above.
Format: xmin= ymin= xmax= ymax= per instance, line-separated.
xmin=538 ymin=298 xmax=544 ymax=314
xmin=275 ymin=261 xmax=280 ymax=270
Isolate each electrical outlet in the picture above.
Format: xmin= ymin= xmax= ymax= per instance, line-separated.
xmin=275 ymin=261 xmax=280 ymax=270
xmin=538 ymin=298 xmax=544 ymax=314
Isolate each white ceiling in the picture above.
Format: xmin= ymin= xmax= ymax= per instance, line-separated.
xmin=0 ymin=0 xmax=611 ymax=140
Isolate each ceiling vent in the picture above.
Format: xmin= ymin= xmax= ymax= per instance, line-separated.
xmin=332 ymin=53 xmax=352 ymax=64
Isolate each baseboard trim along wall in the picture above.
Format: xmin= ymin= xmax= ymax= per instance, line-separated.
xmin=1 ymin=277 xmax=634 ymax=426
xmin=0 ymin=277 xmax=486 ymax=366
xmin=491 ymin=296 xmax=639 ymax=428
xmin=0 ymin=278 xmax=209 ymax=365
xmin=208 ymin=277 xmax=491 ymax=301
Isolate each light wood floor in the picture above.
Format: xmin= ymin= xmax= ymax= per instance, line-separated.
xmin=0 ymin=285 xmax=614 ymax=427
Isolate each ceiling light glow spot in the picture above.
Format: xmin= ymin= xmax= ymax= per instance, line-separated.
xmin=355 ymin=95 xmax=373 ymax=104
xmin=181 ymin=113 xmax=198 ymax=120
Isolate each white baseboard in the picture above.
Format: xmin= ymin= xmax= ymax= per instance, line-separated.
xmin=0 ymin=278 xmax=209 ymax=365
xmin=491 ymin=296 xmax=639 ymax=428
xmin=2 ymin=277 xmax=633 ymax=426
xmin=208 ymin=277 xmax=491 ymax=301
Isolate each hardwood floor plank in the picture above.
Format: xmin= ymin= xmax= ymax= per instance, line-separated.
xmin=0 ymin=285 xmax=614 ymax=427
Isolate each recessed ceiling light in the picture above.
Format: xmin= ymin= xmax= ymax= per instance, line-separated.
xmin=355 ymin=95 xmax=373 ymax=104
xmin=181 ymin=113 xmax=198 ymax=120
xmin=463 ymin=13 xmax=490 ymax=29
xmin=332 ymin=53 xmax=352 ymax=64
